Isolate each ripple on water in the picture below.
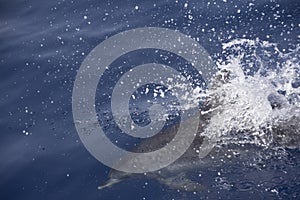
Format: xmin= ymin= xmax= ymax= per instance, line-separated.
xmin=236 ymin=181 xmax=255 ymax=192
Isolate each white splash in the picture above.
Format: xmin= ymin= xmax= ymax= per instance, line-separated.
xmin=202 ymin=39 xmax=300 ymax=149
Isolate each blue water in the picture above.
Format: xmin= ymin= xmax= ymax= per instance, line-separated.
xmin=0 ymin=0 xmax=299 ymax=199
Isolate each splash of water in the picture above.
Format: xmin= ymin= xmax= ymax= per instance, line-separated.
xmin=201 ymin=38 xmax=300 ymax=150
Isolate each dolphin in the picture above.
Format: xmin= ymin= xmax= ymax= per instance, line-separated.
xmin=97 ymin=70 xmax=300 ymax=191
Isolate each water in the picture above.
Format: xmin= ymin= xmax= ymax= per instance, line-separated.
xmin=0 ymin=0 xmax=299 ymax=199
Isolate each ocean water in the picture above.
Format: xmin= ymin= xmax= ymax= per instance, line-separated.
xmin=0 ymin=0 xmax=299 ymax=199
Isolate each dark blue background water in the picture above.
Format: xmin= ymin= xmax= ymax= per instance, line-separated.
xmin=0 ymin=0 xmax=299 ymax=199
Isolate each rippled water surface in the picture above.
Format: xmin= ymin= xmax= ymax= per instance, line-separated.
xmin=0 ymin=0 xmax=299 ymax=199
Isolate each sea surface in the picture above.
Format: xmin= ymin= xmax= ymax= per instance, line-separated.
xmin=0 ymin=0 xmax=299 ymax=199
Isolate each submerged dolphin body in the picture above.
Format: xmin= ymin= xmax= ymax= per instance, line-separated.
xmin=98 ymin=116 xmax=300 ymax=192
xmin=98 ymin=71 xmax=300 ymax=191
